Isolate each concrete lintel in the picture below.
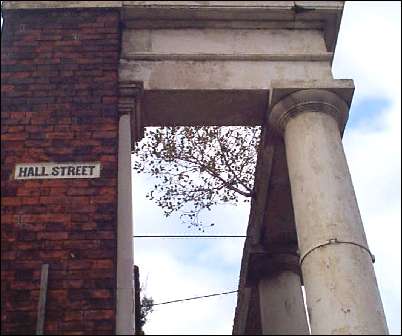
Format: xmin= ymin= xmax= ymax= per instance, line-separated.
xmin=141 ymin=89 xmax=268 ymax=127
xmin=122 ymin=52 xmax=333 ymax=62
xmin=269 ymin=79 xmax=355 ymax=108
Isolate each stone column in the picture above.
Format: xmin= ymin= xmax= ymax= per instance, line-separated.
xmin=117 ymin=82 xmax=143 ymax=335
xmin=256 ymin=254 xmax=309 ymax=335
xmin=269 ymin=89 xmax=388 ymax=335
xmin=116 ymin=112 xmax=135 ymax=335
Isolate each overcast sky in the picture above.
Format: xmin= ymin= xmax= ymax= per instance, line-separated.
xmin=133 ymin=2 xmax=401 ymax=335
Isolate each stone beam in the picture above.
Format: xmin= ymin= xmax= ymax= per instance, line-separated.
xmin=141 ymin=90 xmax=267 ymax=127
xmin=3 ymin=1 xmax=345 ymax=55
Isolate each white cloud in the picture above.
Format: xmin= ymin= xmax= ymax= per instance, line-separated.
xmin=333 ymin=1 xmax=401 ymax=101
xmin=133 ymin=173 xmax=248 ymax=334
xmin=333 ymin=2 xmax=401 ymax=334
xmin=135 ymin=241 xmax=241 ymax=335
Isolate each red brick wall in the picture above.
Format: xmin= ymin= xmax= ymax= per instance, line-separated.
xmin=1 ymin=8 xmax=121 ymax=335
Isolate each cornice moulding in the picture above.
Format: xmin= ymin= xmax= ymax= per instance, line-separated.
xmin=3 ymin=1 xmax=344 ymax=53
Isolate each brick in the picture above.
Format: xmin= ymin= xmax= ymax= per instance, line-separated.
xmin=15 ymin=269 xmax=34 ymax=281
xmin=40 ymin=194 xmax=69 ymax=204
xmin=85 ymin=232 xmax=114 ymax=240
xmin=16 ymin=250 xmax=40 ymax=260
xmin=89 ymin=290 xmax=112 ymax=300
xmin=39 ymin=250 xmax=68 ymax=260
xmin=16 ymin=231 xmax=36 ymax=241
xmin=21 ymin=214 xmax=68 ymax=224
xmin=67 ymin=188 xmax=98 ymax=196
xmin=45 ymin=132 xmax=74 ymax=139
xmin=2 ymin=251 xmax=16 ymax=260
xmin=16 ymin=222 xmax=45 ymax=232
xmin=71 ymin=214 xmax=90 ymax=222
xmin=93 ymin=260 xmax=113 ymax=269
xmin=71 ymin=222 xmax=97 ymax=231
xmin=64 ymin=311 xmax=84 ymax=321
xmin=43 ymin=240 xmax=65 ymax=250
xmin=17 ymin=188 xmax=41 ymax=196
xmin=84 ymin=310 xmax=114 ymax=321
xmin=63 ymin=240 xmax=99 ymax=250
xmin=15 ymin=241 xmax=41 ymax=251
xmin=2 ymin=8 xmax=120 ymax=335
xmin=13 ymin=260 xmax=42 ymax=270
xmin=45 ymin=223 xmax=68 ymax=232
xmin=2 ymin=197 xmax=21 ymax=206
xmin=10 ymin=281 xmax=40 ymax=290
xmin=68 ymin=260 xmax=93 ymax=270
xmin=37 ymin=232 xmax=68 ymax=240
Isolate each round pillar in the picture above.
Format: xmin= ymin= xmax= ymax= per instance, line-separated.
xmin=116 ymin=113 xmax=135 ymax=335
xmin=269 ymin=89 xmax=388 ymax=335
xmin=257 ymin=254 xmax=309 ymax=335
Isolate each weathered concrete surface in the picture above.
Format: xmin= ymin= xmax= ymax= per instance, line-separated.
xmin=260 ymin=139 xmax=298 ymax=248
xmin=233 ymin=131 xmax=307 ymax=334
xmin=258 ymin=271 xmax=309 ymax=335
xmin=122 ymin=29 xmax=328 ymax=56
xmin=119 ymin=60 xmax=333 ymax=127
xmin=269 ymin=79 xmax=355 ymax=110
xmin=117 ymin=114 xmax=135 ymax=335
xmin=140 ymin=90 xmax=268 ymax=126
xmin=269 ymin=89 xmax=389 ymax=335
xmin=118 ymin=1 xmax=341 ymax=127
xmin=119 ymin=60 xmax=333 ymax=91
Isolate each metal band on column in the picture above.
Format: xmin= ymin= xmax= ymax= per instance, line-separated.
xmin=267 ymin=84 xmax=389 ymax=335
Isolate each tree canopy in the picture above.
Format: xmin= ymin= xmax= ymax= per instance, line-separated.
xmin=133 ymin=126 xmax=261 ymax=230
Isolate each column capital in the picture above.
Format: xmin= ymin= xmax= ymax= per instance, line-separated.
xmin=118 ymin=81 xmax=144 ymax=148
xmin=268 ymin=81 xmax=354 ymax=135
xmin=245 ymin=245 xmax=301 ymax=286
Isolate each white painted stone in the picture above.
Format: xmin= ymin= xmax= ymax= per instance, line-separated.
xmin=119 ymin=60 xmax=333 ymax=90
xmin=258 ymin=271 xmax=309 ymax=335
xmin=116 ymin=114 xmax=135 ymax=335
xmin=269 ymin=89 xmax=389 ymax=335
xmin=122 ymin=29 xmax=327 ymax=56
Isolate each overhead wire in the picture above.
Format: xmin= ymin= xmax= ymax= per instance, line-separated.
xmin=134 ymin=236 xmax=244 ymax=307
xmin=151 ymin=290 xmax=239 ymax=307
xmin=133 ymin=235 xmax=247 ymax=238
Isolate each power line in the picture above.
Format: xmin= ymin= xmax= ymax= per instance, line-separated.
xmin=133 ymin=235 xmax=247 ymax=238
xmin=151 ymin=290 xmax=239 ymax=307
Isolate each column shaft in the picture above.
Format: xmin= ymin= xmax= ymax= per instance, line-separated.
xmin=258 ymin=271 xmax=309 ymax=335
xmin=283 ymin=109 xmax=388 ymax=334
xmin=116 ymin=114 xmax=135 ymax=335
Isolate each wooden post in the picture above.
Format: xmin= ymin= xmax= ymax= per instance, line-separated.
xmin=36 ymin=264 xmax=49 ymax=335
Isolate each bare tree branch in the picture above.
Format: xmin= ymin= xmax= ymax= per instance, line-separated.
xmin=133 ymin=126 xmax=260 ymax=229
